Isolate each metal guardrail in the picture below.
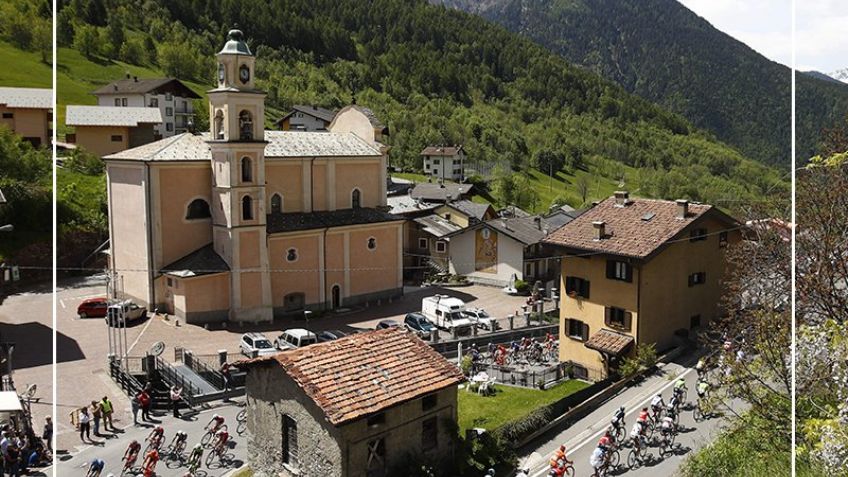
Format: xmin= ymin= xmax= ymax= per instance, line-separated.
xmin=154 ymin=356 xmax=200 ymax=409
xmin=184 ymin=352 xmax=225 ymax=390
xmin=109 ymin=359 xmax=145 ymax=397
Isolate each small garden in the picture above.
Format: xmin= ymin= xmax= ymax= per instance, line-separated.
xmin=457 ymin=379 xmax=590 ymax=435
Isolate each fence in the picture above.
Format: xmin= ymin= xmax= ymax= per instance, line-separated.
xmin=154 ymin=356 xmax=201 ymax=408
xmin=183 ymin=351 xmax=225 ymax=390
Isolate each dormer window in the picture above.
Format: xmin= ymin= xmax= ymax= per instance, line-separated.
xmin=239 ymin=110 xmax=253 ymax=140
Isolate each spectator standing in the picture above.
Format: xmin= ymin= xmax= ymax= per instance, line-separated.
xmin=100 ymin=396 xmax=114 ymax=431
xmin=90 ymin=400 xmax=102 ymax=437
xmin=79 ymin=407 xmax=92 ymax=443
xmin=5 ymin=441 xmax=21 ymax=477
xmin=42 ymin=417 xmax=52 ymax=452
xmin=170 ymin=386 xmax=183 ymax=418
xmin=220 ymin=362 xmax=231 ymax=391
xmin=139 ymin=388 xmax=152 ymax=421
xmin=131 ymin=394 xmax=141 ymax=426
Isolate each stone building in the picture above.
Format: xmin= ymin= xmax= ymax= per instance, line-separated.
xmin=240 ymin=328 xmax=465 ymax=477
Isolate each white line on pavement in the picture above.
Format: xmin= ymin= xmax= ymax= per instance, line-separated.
xmin=125 ymin=316 xmax=155 ymax=355
xmin=59 ymin=299 xmax=66 ymax=309
xmin=530 ymin=366 xmax=695 ymax=477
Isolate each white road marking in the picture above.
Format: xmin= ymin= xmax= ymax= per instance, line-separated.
xmin=59 ymin=299 xmax=66 ymax=309
xmin=125 ymin=316 xmax=155 ymax=355
xmin=530 ymin=367 xmax=695 ymax=477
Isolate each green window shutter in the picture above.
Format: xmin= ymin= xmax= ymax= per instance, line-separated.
xmin=624 ymin=311 xmax=632 ymax=331
xmin=604 ymin=307 xmax=611 ymax=327
xmin=582 ymin=322 xmax=590 ymax=341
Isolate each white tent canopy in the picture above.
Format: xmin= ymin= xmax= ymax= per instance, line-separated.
xmin=0 ymin=391 xmax=22 ymax=412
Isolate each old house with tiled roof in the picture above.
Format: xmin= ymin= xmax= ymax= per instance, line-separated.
xmin=239 ymin=327 xmax=465 ymax=477
xmin=543 ymin=191 xmax=742 ymax=380
xmin=275 ymin=104 xmax=337 ymax=132
xmin=104 ymin=30 xmax=402 ymax=324
xmin=421 ymin=145 xmax=465 ymax=181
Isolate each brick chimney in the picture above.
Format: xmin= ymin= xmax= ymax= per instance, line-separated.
xmin=592 ymin=221 xmax=606 ymax=240
xmin=676 ymin=199 xmax=689 ymax=219
xmin=614 ymin=191 xmax=629 ymax=207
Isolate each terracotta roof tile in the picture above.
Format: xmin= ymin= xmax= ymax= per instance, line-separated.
xmin=543 ymin=196 xmax=725 ymax=259
xmin=585 ymin=329 xmax=634 ymax=356
xmin=238 ymin=328 xmax=465 ymax=426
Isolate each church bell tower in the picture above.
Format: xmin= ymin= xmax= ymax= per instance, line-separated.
xmin=207 ymin=29 xmax=273 ymax=323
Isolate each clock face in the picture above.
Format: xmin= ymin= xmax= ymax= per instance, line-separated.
xmin=239 ymin=65 xmax=250 ymax=84
xmin=217 ymin=64 xmax=225 ymax=84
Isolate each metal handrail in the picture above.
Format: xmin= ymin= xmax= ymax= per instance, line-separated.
xmin=154 ymin=357 xmax=200 ymax=408
xmin=184 ymin=353 xmax=225 ymax=390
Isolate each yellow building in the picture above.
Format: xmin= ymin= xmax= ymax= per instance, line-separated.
xmin=66 ymin=105 xmax=162 ymax=157
xmin=104 ymin=30 xmax=402 ymax=324
xmin=0 ymin=87 xmax=52 ymax=147
xmin=543 ymin=192 xmax=741 ymax=380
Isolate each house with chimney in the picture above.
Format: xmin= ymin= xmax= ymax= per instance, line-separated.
xmin=275 ymin=105 xmax=337 ymax=131
xmin=92 ymin=76 xmax=201 ymax=137
xmin=444 ymin=214 xmax=562 ymax=289
xmin=422 ymin=145 xmax=465 ymax=182
xmin=0 ymin=87 xmax=52 ymax=147
xmin=239 ymin=327 xmax=464 ymax=477
xmin=543 ymin=192 xmax=742 ymax=380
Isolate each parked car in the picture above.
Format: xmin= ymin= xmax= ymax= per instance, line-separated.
xmin=275 ymin=328 xmax=319 ymax=350
xmin=317 ymin=330 xmax=348 ymax=342
xmin=463 ymin=308 xmax=500 ymax=331
xmin=105 ymin=300 xmax=147 ymax=327
xmin=404 ymin=312 xmax=436 ymax=339
xmin=239 ymin=332 xmax=278 ymax=358
xmin=77 ymin=297 xmax=108 ymax=318
xmin=375 ymin=319 xmax=401 ymax=330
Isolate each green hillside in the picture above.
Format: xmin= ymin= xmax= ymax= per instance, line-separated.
xmin=57 ymin=0 xmax=787 ymax=220
xmin=0 ymin=41 xmax=52 ymax=88
xmin=434 ymin=0 xmax=848 ymax=167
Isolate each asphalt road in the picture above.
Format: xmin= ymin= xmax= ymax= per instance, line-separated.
xmin=517 ymin=356 xmax=740 ymax=477
xmin=54 ymin=402 xmax=247 ymax=476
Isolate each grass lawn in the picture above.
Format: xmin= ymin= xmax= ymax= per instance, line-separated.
xmin=458 ymin=379 xmax=590 ymax=434
xmin=0 ymin=42 xmax=52 ymax=88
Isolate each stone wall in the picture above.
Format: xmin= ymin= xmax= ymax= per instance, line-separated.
xmin=246 ymin=366 xmax=343 ymax=476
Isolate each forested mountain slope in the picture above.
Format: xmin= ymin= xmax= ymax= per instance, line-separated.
xmin=57 ymin=0 xmax=786 ymax=214
xmin=434 ymin=0 xmax=848 ymax=166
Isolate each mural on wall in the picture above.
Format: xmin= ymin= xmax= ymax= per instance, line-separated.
xmin=475 ymin=228 xmax=498 ymax=273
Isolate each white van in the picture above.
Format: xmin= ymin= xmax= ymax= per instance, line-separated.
xmin=421 ymin=295 xmax=473 ymax=333
xmin=275 ymin=328 xmax=319 ymax=350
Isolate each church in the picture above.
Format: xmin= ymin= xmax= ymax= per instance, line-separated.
xmin=104 ymin=30 xmax=403 ymax=324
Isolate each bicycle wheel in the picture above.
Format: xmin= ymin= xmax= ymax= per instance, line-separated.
xmin=237 ymin=409 xmax=247 ymax=422
xmin=205 ymin=449 xmax=216 ymax=467
xmin=609 ymin=449 xmax=620 ymax=469
xmin=564 ymin=464 xmax=575 ymax=477
xmin=627 ymin=449 xmax=639 ymax=469
xmin=693 ymin=403 xmax=703 ymax=422
xmin=614 ymin=425 xmax=624 ymax=442
xmin=200 ymin=431 xmax=213 ymax=447
xmin=237 ymin=419 xmax=247 ymax=435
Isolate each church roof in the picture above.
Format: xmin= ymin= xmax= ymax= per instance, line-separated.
xmin=161 ymin=244 xmax=229 ymax=278
xmin=266 ymin=208 xmax=402 ymax=234
xmin=104 ymin=131 xmax=382 ymax=162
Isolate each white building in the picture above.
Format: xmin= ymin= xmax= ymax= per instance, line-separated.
xmin=421 ymin=145 xmax=465 ymax=182
xmin=275 ymin=105 xmax=337 ymax=131
xmin=93 ymin=76 xmax=201 ymax=138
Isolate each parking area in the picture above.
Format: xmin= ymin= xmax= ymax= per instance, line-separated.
xmin=53 ymin=275 xmax=550 ymax=452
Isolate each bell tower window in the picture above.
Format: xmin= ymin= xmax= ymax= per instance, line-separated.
xmin=242 ymin=196 xmax=253 ymax=221
xmin=271 ymin=194 xmax=283 ymax=214
xmin=214 ymin=110 xmax=224 ymax=140
xmin=241 ymin=157 xmax=253 ymax=182
xmin=351 ymin=189 xmax=362 ymax=209
xmin=239 ymin=110 xmax=253 ymax=140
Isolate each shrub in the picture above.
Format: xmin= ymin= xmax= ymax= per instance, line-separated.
xmin=619 ymin=343 xmax=658 ymax=377
xmin=514 ymin=279 xmax=530 ymax=294
xmin=460 ymin=355 xmax=473 ymax=376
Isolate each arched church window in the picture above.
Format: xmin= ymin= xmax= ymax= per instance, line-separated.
xmin=351 ymin=188 xmax=361 ymax=209
xmin=242 ymin=195 xmax=253 ymax=220
xmin=214 ymin=110 xmax=224 ymax=140
xmin=271 ymin=194 xmax=283 ymax=214
xmin=239 ymin=110 xmax=253 ymax=140
xmin=185 ymin=198 xmax=211 ymax=219
xmin=241 ymin=157 xmax=253 ymax=182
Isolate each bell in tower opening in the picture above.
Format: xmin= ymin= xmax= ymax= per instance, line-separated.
xmin=239 ymin=110 xmax=253 ymax=140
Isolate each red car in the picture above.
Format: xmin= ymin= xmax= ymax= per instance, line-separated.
xmin=77 ymin=297 xmax=108 ymax=318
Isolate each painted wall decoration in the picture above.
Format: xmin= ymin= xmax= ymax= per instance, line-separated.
xmin=475 ymin=227 xmax=498 ymax=273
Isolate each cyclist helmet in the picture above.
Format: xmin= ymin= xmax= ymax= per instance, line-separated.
xmin=560 ymin=444 xmax=566 ymax=452
xmin=130 ymin=439 xmax=138 ymax=446
xmin=486 ymin=469 xmax=496 ymax=476
xmin=620 ymin=405 xmax=625 ymax=412
xmin=194 ymin=443 xmax=202 ymax=450
xmin=155 ymin=425 xmax=164 ymax=432
xmin=213 ymin=414 xmax=220 ymax=419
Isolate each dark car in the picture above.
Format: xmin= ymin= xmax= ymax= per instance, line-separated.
xmin=404 ymin=313 xmax=436 ymax=339
xmin=375 ymin=319 xmax=401 ymax=330
xmin=77 ymin=297 xmax=109 ymax=318
xmin=318 ymin=330 xmax=348 ymax=342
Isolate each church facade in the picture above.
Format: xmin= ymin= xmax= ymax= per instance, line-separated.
xmin=104 ymin=30 xmax=403 ymax=324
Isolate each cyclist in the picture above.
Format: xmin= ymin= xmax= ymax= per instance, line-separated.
xmin=637 ymin=406 xmax=650 ymax=424
xmin=123 ymin=440 xmax=141 ymax=468
xmin=695 ymin=357 xmax=707 ymax=376
xmin=187 ymin=443 xmax=203 ymax=469
xmin=598 ymin=429 xmax=614 ymax=451
xmin=487 ymin=342 xmax=496 ymax=356
xmin=552 ymin=444 xmax=573 ymax=468
xmin=611 ymin=406 xmax=625 ymax=433
xmin=659 ymin=410 xmax=676 ymax=439
xmin=170 ymin=430 xmax=188 ymax=453
xmin=630 ymin=420 xmax=647 ymax=450
xmin=206 ymin=414 xmax=225 ymax=432
xmin=87 ymin=458 xmax=105 ymax=477
xmin=673 ymin=377 xmax=686 ymax=397
xmin=147 ymin=425 xmax=165 ymax=446
xmin=669 ymin=393 xmax=682 ymax=414
xmin=650 ymin=393 xmax=665 ymax=419
xmin=589 ymin=446 xmax=606 ymax=476
xmin=212 ymin=427 xmax=230 ymax=455
xmin=142 ymin=448 xmax=159 ymax=477
xmin=510 ymin=340 xmax=520 ymax=353
xmin=495 ymin=344 xmax=508 ymax=365
xmin=697 ymin=379 xmax=710 ymax=399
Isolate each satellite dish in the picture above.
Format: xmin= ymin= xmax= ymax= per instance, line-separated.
xmin=149 ymin=341 xmax=165 ymax=357
xmin=24 ymin=384 xmax=37 ymax=399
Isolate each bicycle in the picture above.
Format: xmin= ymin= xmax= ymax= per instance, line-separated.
xmin=657 ymin=429 xmax=676 ymax=458
xmin=626 ymin=436 xmax=650 ymax=469
xmin=185 ymin=449 xmax=203 ymax=476
xmin=144 ymin=432 xmax=164 ymax=454
xmin=201 ymin=424 xmax=226 ymax=447
xmin=693 ymin=394 xmax=713 ymax=422
xmin=205 ymin=439 xmax=228 ymax=467
xmin=166 ymin=436 xmax=188 ymax=463
xmin=236 ymin=408 xmax=248 ymax=435
xmin=121 ymin=452 xmax=139 ymax=476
